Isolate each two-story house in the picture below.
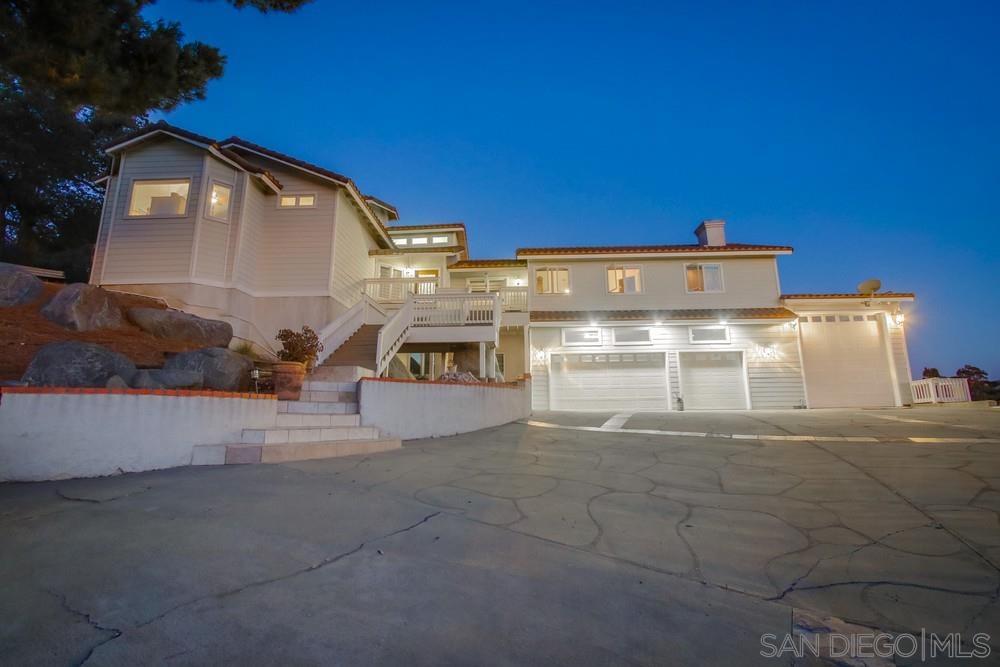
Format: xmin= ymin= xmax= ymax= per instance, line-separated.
xmin=91 ymin=122 xmax=914 ymax=411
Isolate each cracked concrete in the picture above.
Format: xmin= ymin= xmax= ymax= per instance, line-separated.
xmin=1 ymin=406 xmax=999 ymax=664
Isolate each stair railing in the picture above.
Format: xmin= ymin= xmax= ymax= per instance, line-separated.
xmin=315 ymin=294 xmax=385 ymax=366
xmin=375 ymin=297 xmax=415 ymax=376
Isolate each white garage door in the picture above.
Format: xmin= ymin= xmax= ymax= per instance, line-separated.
xmin=678 ymin=351 xmax=748 ymax=410
xmin=549 ymin=352 xmax=667 ymax=411
xmin=799 ymin=314 xmax=896 ymax=408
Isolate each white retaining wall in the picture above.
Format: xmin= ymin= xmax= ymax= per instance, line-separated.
xmin=0 ymin=391 xmax=277 ymax=481
xmin=359 ymin=378 xmax=531 ymax=440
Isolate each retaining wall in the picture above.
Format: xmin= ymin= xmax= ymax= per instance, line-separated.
xmin=0 ymin=388 xmax=276 ymax=481
xmin=359 ymin=377 xmax=531 ymax=440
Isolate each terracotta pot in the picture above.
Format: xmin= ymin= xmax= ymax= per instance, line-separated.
xmin=272 ymin=361 xmax=306 ymax=400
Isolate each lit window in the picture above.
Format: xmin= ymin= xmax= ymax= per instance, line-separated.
xmin=411 ymin=237 xmax=428 ymax=245
xmin=607 ymin=266 xmax=642 ymax=294
xmin=689 ymin=326 xmax=730 ymax=344
xmin=685 ymin=263 xmax=724 ymax=293
xmin=128 ymin=180 xmax=190 ymax=217
xmin=563 ymin=328 xmax=601 ymax=346
xmin=395 ymin=238 xmax=408 ymax=246
xmin=535 ymin=267 xmax=570 ymax=294
xmin=206 ymin=182 xmax=232 ymax=220
xmin=431 ymin=235 xmax=449 ymax=244
xmin=612 ymin=327 xmax=651 ymax=345
xmin=278 ymin=194 xmax=316 ymax=208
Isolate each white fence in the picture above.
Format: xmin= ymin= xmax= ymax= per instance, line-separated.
xmin=499 ymin=286 xmax=528 ymax=312
xmin=359 ymin=377 xmax=531 ymax=439
xmin=411 ymin=293 xmax=499 ymax=327
xmin=910 ymin=377 xmax=971 ymax=404
xmin=364 ymin=278 xmax=438 ymax=303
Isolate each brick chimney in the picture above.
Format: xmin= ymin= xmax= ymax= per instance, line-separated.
xmin=694 ymin=219 xmax=726 ymax=246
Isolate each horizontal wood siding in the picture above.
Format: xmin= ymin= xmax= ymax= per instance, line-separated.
xmin=252 ymin=159 xmax=336 ymax=293
xmin=732 ymin=325 xmax=806 ymax=409
xmin=889 ymin=324 xmax=913 ymax=403
xmin=101 ymin=140 xmax=203 ymax=283
xmin=89 ymin=175 xmax=118 ymax=283
xmin=224 ymin=173 xmax=247 ymax=282
xmin=235 ymin=180 xmax=267 ymax=291
xmin=331 ymin=190 xmax=377 ymax=307
xmin=527 ymin=257 xmax=782 ymax=312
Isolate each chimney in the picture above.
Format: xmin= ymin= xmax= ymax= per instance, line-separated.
xmin=695 ymin=219 xmax=726 ymax=246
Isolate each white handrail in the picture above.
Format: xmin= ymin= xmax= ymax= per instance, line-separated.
xmin=364 ymin=277 xmax=438 ymax=302
xmin=375 ymin=298 xmax=414 ymax=376
xmin=316 ymin=295 xmax=385 ymax=366
xmin=498 ymin=286 xmax=528 ymax=312
xmin=410 ymin=293 xmax=499 ymax=327
xmin=910 ymin=377 xmax=971 ymax=404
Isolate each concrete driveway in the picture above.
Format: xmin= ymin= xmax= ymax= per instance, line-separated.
xmin=2 ymin=407 xmax=998 ymax=664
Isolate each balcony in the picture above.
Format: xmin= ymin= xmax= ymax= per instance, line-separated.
xmin=363 ymin=279 xmax=528 ymax=313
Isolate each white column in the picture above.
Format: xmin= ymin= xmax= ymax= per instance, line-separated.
xmin=479 ymin=342 xmax=486 ymax=379
xmin=522 ymin=325 xmax=530 ymax=380
xmin=486 ymin=346 xmax=497 ymax=381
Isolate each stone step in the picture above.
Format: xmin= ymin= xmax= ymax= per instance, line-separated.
xmin=192 ymin=438 xmax=402 ymax=466
xmin=278 ymin=400 xmax=358 ymax=415
xmin=308 ymin=365 xmax=374 ymax=382
xmin=301 ymin=380 xmax=357 ymax=393
xmin=242 ymin=425 xmax=379 ymax=445
xmin=275 ymin=413 xmax=360 ymax=428
xmin=298 ymin=390 xmax=357 ymax=404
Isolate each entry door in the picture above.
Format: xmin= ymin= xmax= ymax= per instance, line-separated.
xmin=549 ymin=352 xmax=667 ymax=411
xmin=799 ymin=314 xmax=896 ymax=408
xmin=678 ymin=351 xmax=748 ymax=410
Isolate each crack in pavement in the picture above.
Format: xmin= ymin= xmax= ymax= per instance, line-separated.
xmin=56 ymin=486 xmax=152 ymax=505
xmin=45 ymin=589 xmax=123 ymax=667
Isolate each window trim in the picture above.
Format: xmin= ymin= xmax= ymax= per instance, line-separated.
xmin=684 ymin=263 xmax=725 ymax=294
xmin=534 ymin=266 xmax=571 ymax=295
xmin=562 ymin=327 xmax=602 ymax=347
xmin=606 ymin=264 xmax=643 ymax=295
xmin=611 ymin=326 xmax=652 ymax=346
xmin=431 ymin=235 xmax=450 ymax=244
xmin=276 ymin=192 xmax=318 ymax=209
xmin=125 ymin=178 xmax=192 ymax=219
xmin=688 ymin=325 xmax=731 ymax=344
xmin=204 ymin=180 xmax=234 ymax=223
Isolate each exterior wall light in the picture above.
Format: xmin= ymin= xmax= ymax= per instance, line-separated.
xmin=531 ymin=348 xmax=548 ymax=364
xmin=892 ymin=310 xmax=905 ymax=326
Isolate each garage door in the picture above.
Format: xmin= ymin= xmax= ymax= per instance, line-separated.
xmin=549 ymin=352 xmax=667 ymax=411
xmin=799 ymin=314 xmax=896 ymax=408
xmin=678 ymin=351 xmax=748 ymax=410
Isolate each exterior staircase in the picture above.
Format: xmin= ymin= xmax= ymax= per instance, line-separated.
xmin=320 ymin=324 xmax=380 ymax=372
xmin=192 ymin=377 xmax=399 ymax=466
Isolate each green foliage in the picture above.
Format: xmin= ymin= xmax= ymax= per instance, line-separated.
xmin=275 ymin=326 xmax=323 ymax=367
xmin=0 ymin=0 xmax=310 ymax=272
xmin=955 ymin=364 xmax=999 ymax=401
xmin=921 ymin=367 xmax=941 ymax=378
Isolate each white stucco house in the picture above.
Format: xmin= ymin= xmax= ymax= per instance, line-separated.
xmin=90 ymin=122 xmax=915 ymax=412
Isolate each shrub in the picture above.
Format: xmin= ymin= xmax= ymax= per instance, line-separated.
xmin=275 ymin=326 xmax=323 ymax=367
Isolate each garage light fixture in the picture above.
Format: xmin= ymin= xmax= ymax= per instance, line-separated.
xmin=892 ymin=310 xmax=905 ymax=326
xmin=718 ymin=319 xmax=728 ymax=326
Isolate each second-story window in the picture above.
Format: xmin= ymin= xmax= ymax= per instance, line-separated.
xmin=535 ymin=267 xmax=570 ymax=294
xmin=278 ymin=194 xmax=316 ymax=208
xmin=206 ymin=182 xmax=233 ymax=221
xmin=607 ymin=266 xmax=642 ymax=294
xmin=685 ymin=263 xmax=724 ymax=293
xmin=127 ymin=179 xmax=190 ymax=217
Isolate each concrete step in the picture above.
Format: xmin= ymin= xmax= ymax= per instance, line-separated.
xmin=192 ymin=438 xmax=402 ymax=465
xmin=275 ymin=413 xmax=360 ymax=428
xmin=308 ymin=365 xmax=374 ymax=382
xmin=302 ymin=380 xmax=357 ymax=393
xmin=278 ymin=400 xmax=358 ymax=415
xmin=242 ymin=425 xmax=380 ymax=445
xmin=298 ymin=390 xmax=357 ymax=404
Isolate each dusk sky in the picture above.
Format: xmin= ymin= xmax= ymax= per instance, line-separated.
xmin=150 ymin=0 xmax=999 ymax=376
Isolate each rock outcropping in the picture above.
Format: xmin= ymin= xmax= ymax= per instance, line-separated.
xmin=21 ymin=341 xmax=137 ymax=387
xmin=41 ymin=284 xmax=124 ymax=331
xmin=128 ymin=308 xmax=233 ymax=347
xmin=163 ymin=347 xmax=252 ymax=391
xmin=0 ymin=265 xmax=44 ymax=307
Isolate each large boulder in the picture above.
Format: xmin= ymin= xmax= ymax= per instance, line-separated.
xmin=131 ymin=369 xmax=204 ymax=390
xmin=387 ymin=355 xmax=415 ymax=379
xmin=40 ymin=283 xmax=124 ymax=330
xmin=163 ymin=348 xmax=252 ymax=391
xmin=127 ymin=307 xmax=233 ymax=347
xmin=22 ymin=341 xmax=137 ymax=387
xmin=0 ymin=264 xmax=44 ymax=307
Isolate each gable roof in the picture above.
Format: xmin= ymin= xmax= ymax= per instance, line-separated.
xmin=385 ymin=222 xmax=468 ymax=256
xmin=781 ymin=292 xmax=914 ymax=300
xmin=530 ymin=307 xmax=797 ymax=322
xmin=449 ymin=259 xmax=527 ymax=269
xmin=104 ymin=121 xmax=282 ymax=192
xmin=364 ymin=194 xmax=399 ymax=220
xmin=517 ymin=243 xmax=793 ymax=258
xmin=103 ymin=121 xmax=394 ymax=248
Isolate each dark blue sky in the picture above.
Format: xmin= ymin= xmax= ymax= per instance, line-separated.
xmin=151 ymin=0 xmax=999 ymax=377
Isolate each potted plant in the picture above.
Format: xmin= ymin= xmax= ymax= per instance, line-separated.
xmin=273 ymin=326 xmax=323 ymax=400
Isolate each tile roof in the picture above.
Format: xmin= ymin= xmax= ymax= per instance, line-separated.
xmin=530 ymin=308 xmax=797 ymax=322
xmin=781 ymin=292 xmax=915 ymax=300
xmin=363 ymin=194 xmax=399 ymax=219
xmin=369 ymin=245 xmax=466 ymax=256
xmin=387 ymin=222 xmax=467 ymax=231
xmin=449 ymin=259 xmax=527 ymax=269
xmin=517 ymin=243 xmax=793 ymax=256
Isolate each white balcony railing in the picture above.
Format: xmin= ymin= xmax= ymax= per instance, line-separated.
xmin=910 ymin=377 xmax=971 ymax=404
xmin=364 ymin=278 xmax=438 ymax=303
xmin=498 ymin=286 xmax=528 ymax=312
